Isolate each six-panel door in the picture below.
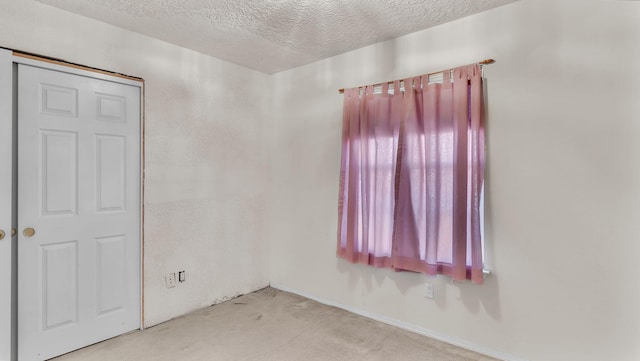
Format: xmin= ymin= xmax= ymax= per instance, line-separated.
xmin=17 ymin=64 xmax=141 ymax=361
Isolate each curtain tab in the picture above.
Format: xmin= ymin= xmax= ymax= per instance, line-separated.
xmin=381 ymin=82 xmax=389 ymax=95
xmin=365 ymin=84 xmax=375 ymax=97
xmin=466 ymin=65 xmax=475 ymax=79
xmin=345 ymin=87 xmax=358 ymax=98
xmin=393 ymin=80 xmax=401 ymax=95
xmin=443 ymin=68 xmax=451 ymax=83
xmin=421 ymin=74 xmax=430 ymax=88
xmin=466 ymin=63 xmax=481 ymax=79
xmin=408 ymin=76 xmax=420 ymax=91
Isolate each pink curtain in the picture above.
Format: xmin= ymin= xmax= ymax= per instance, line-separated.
xmin=337 ymin=64 xmax=485 ymax=284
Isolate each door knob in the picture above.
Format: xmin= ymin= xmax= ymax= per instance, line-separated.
xmin=23 ymin=228 xmax=36 ymax=238
xmin=11 ymin=228 xmax=15 ymax=237
xmin=0 ymin=230 xmax=4 ymax=240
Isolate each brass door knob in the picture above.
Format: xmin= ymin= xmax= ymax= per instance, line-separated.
xmin=0 ymin=230 xmax=4 ymax=240
xmin=23 ymin=228 xmax=35 ymax=238
xmin=11 ymin=228 xmax=15 ymax=237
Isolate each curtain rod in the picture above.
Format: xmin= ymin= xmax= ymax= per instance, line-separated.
xmin=337 ymin=58 xmax=495 ymax=94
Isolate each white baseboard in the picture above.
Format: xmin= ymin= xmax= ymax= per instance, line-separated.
xmin=270 ymin=283 xmax=529 ymax=361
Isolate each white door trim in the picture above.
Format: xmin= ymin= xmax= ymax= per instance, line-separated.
xmin=0 ymin=48 xmax=15 ymax=361
xmin=12 ymin=54 xmax=143 ymax=88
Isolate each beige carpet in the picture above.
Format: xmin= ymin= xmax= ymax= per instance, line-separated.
xmin=52 ymin=288 xmax=498 ymax=361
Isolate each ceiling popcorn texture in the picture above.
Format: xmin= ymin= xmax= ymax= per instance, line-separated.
xmin=37 ymin=0 xmax=516 ymax=73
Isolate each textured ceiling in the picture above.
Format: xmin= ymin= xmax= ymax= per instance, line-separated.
xmin=37 ymin=0 xmax=517 ymax=74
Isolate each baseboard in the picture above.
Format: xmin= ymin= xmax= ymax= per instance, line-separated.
xmin=270 ymin=283 xmax=529 ymax=361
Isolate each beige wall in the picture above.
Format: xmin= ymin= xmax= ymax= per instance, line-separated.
xmin=269 ymin=1 xmax=640 ymax=360
xmin=0 ymin=0 xmax=272 ymax=327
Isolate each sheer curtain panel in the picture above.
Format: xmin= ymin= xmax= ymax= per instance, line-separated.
xmin=337 ymin=64 xmax=485 ymax=284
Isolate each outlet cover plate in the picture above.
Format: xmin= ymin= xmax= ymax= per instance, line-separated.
xmin=166 ymin=273 xmax=176 ymax=288
xmin=424 ymin=283 xmax=434 ymax=299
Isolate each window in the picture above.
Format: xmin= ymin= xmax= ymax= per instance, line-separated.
xmin=337 ymin=64 xmax=485 ymax=284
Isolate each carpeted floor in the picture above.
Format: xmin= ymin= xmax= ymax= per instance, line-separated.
xmin=52 ymin=288 xmax=498 ymax=361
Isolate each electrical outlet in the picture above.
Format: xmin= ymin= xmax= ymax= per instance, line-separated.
xmin=178 ymin=271 xmax=185 ymax=282
xmin=424 ymin=283 xmax=434 ymax=299
xmin=166 ymin=273 xmax=176 ymax=288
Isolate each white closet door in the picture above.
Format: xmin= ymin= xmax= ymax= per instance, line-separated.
xmin=18 ymin=64 xmax=141 ymax=361
xmin=0 ymin=49 xmax=14 ymax=361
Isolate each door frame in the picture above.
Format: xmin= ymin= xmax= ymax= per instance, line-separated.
xmin=0 ymin=48 xmax=15 ymax=361
xmin=0 ymin=48 xmax=145 ymax=361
